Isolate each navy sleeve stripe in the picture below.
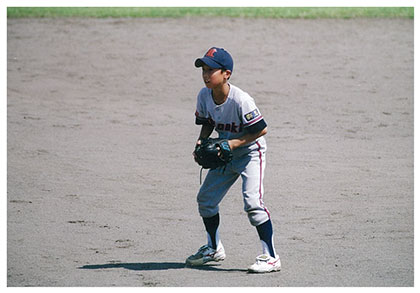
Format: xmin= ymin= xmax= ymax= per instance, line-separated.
xmin=245 ymin=119 xmax=267 ymax=134
xmin=196 ymin=117 xmax=211 ymax=125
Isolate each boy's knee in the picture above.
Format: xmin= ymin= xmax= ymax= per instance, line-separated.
xmin=246 ymin=209 xmax=270 ymax=226
xmin=198 ymin=204 xmax=219 ymax=218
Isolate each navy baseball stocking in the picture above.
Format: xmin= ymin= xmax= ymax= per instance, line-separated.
xmin=256 ymin=219 xmax=276 ymax=257
xmin=202 ymin=213 xmax=220 ymax=249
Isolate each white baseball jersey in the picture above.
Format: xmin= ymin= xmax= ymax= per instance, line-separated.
xmin=195 ymin=83 xmax=270 ymax=226
xmin=195 ymin=84 xmax=267 ymax=145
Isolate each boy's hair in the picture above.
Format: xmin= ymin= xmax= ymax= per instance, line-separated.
xmin=221 ymin=68 xmax=231 ymax=80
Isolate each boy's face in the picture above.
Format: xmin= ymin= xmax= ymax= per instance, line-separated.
xmin=201 ymin=65 xmax=231 ymax=89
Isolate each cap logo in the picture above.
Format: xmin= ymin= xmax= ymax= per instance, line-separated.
xmin=206 ymin=48 xmax=217 ymax=58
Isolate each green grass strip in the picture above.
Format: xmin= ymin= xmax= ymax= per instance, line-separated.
xmin=7 ymin=7 xmax=414 ymax=19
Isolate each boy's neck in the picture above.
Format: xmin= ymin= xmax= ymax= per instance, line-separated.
xmin=212 ymin=83 xmax=230 ymax=105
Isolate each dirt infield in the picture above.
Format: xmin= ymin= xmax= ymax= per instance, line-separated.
xmin=7 ymin=17 xmax=413 ymax=286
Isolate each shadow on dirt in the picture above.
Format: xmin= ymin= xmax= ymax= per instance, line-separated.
xmin=79 ymin=262 xmax=247 ymax=272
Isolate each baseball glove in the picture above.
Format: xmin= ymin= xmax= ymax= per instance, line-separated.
xmin=194 ymin=138 xmax=233 ymax=170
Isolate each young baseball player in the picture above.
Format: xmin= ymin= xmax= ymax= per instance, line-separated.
xmin=186 ymin=47 xmax=281 ymax=273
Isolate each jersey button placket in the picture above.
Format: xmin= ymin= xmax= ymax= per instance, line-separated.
xmin=215 ymin=106 xmax=221 ymax=120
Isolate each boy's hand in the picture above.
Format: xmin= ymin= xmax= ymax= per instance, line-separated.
xmin=228 ymin=140 xmax=235 ymax=150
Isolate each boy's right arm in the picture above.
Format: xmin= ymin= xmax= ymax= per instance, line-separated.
xmin=198 ymin=124 xmax=214 ymax=142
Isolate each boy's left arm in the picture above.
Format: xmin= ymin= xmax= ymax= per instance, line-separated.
xmin=228 ymin=127 xmax=267 ymax=150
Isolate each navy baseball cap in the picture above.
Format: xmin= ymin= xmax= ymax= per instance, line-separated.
xmin=195 ymin=47 xmax=234 ymax=72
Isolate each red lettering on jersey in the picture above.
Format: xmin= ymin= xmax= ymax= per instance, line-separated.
xmin=206 ymin=48 xmax=217 ymax=57
xmin=231 ymin=122 xmax=238 ymax=133
xmin=214 ymin=122 xmax=244 ymax=133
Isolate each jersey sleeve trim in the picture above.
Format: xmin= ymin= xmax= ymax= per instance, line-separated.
xmin=245 ymin=119 xmax=267 ymax=134
xmin=195 ymin=111 xmax=212 ymax=125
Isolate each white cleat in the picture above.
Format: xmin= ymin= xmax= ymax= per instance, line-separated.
xmin=186 ymin=244 xmax=226 ymax=266
xmin=248 ymin=254 xmax=281 ymax=273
